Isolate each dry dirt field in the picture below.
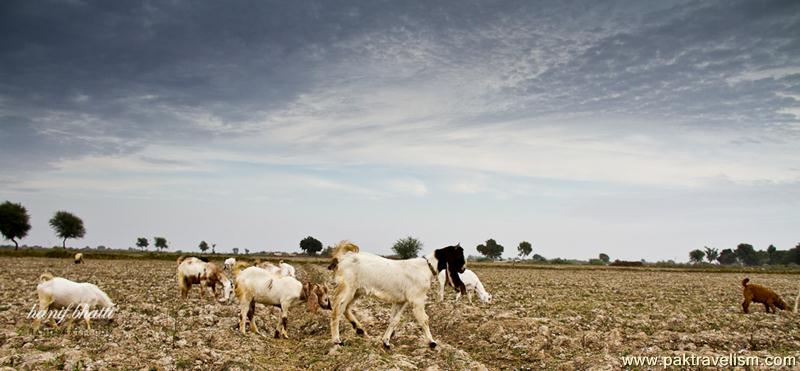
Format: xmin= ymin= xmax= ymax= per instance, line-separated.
xmin=0 ymin=257 xmax=798 ymax=370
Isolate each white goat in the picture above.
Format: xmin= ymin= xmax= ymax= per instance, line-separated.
xmin=224 ymin=257 xmax=236 ymax=270
xmin=234 ymin=264 xmax=330 ymax=338
xmin=256 ymin=260 xmax=295 ymax=278
xmin=176 ymin=256 xmax=232 ymax=302
xmin=33 ymin=273 xmax=115 ymax=332
xmin=329 ymin=241 xmax=467 ymax=349
xmin=438 ymin=269 xmax=492 ymax=303
xmin=73 ymin=253 xmax=84 ymax=264
xmin=279 ymin=260 xmax=296 ymax=277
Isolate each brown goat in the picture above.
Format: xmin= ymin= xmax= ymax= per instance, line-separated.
xmin=302 ymin=282 xmax=332 ymax=312
xmin=742 ymin=278 xmax=791 ymax=314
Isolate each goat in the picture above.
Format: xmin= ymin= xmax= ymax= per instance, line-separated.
xmin=742 ymin=278 xmax=791 ymax=314
xmin=278 ymin=260 xmax=296 ymax=277
xmin=74 ymin=253 xmax=84 ymax=264
xmin=329 ymin=241 xmax=466 ymax=349
xmin=438 ymin=269 xmax=492 ymax=304
xmin=33 ymin=273 xmax=115 ymax=333
xmin=256 ymin=260 xmax=295 ymax=278
xmin=234 ymin=264 xmax=331 ymax=338
xmin=176 ymin=256 xmax=233 ymax=303
xmin=224 ymin=258 xmax=236 ymax=270
xmin=256 ymin=261 xmax=282 ymax=275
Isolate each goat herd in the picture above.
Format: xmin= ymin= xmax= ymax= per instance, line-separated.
xmin=30 ymin=241 xmax=798 ymax=358
xmin=31 ymin=241 xmax=494 ymax=351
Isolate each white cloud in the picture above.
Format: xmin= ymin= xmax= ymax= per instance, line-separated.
xmin=727 ymin=67 xmax=800 ymax=83
xmin=387 ymin=178 xmax=429 ymax=197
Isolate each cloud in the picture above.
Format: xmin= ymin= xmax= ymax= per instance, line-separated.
xmin=2 ymin=1 xmax=799 ymax=176
xmin=1 ymin=0 xmax=799 ymax=258
xmin=388 ymin=178 xmax=429 ymax=197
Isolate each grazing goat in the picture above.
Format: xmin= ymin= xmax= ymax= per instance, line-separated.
xmin=176 ymin=256 xmax=233 ymax=303
xmin=224 ymin=258 xmax=236 ymax=270
xmin=256 ymin=260 xmax=295 ymax=278
xmin=329 ymin=241 xmax=466 ymax=349
xmin=742 ymin=278 xmax=791 ymax=314
xmin=279 ymin=260 xmax=296 ymax=277
xmin=234 ymin=265 xmax=331 ymax=338
xmin=438 ymin=269 xmax=492 ymax=304
xmin=74 ymin=253 xmax=84 ymax=264
xmin=33 ymin=273 xmax=115 ymax=332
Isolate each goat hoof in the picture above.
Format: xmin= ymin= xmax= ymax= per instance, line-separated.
xmin=382 ymin=342 xmax=391 ymax=350
xmin=429 ymin=341 xmax=437 ymax=349
xmin=274 ymin=330 xmax=281 ymax=339
xmin=356 ymin=328 xmax=365 ymax=336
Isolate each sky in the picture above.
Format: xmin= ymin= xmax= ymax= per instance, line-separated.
xmin=1 ymin=0 xmax=798 ymax=261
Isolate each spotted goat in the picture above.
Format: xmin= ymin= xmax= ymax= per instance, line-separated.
xmin=176 ymin=256 xmax=233 ymax=303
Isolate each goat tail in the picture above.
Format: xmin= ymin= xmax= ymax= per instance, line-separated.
xmin=39 ymin=272 xmax=54 ymax=283
xmin=329 ymin=240 xmax=359 ymax=270
xmin=176 ymin=255 xmax=186 ymax=264
xmin=742 ymin=277 xmax=750 ymax=287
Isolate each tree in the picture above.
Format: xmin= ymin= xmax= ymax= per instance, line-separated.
xmin=717 ymin=248 xmax=737 ymax=265
xmin=49 ymin=211 xmax=85 ymax=249
xmin=245 ymin=248 xmax=249 ymax=255
xmin=0 ymin=201 xmax=31 ymax=250
xmin=532 ymin=254 xmax=546 ymax=262
xmin=766 ymin=244 xmax=778 ymax=265
xmin=598 ymin=253 xmax=610 ymax=263
xmin=392 ymin=236 xmax=423 ymax=259
xmin=320 ymin=245 xmax=334 ymax=257
xmin=136 ymin=237 xmax=149 ymax=251
xmin=299 ymin=236 xmax=323 ymax=256
xmin=517 ymin=241 xmax=532 ymax=258
xmin=232 ymin=247 xmax=239 ymax=255
xmin=212 ymin=243 xmax=216 ymax=254
xmin=476 ymin=239 xmax=504 ymax=260
xmin=735 ymin=243 xmax=760 ymax=266
xmin=199 ymin=240 xmax=209 ymax=253
xmin=689 ymin=249 xmax=705 ymax=264
xmin=154 ymin=237 xmax=168 ymax=252
xmin=703 ymin=246 xmax=719 ymax=263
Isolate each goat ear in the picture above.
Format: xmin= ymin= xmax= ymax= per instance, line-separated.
xmin=307 ymin=292 xmax=319 ymax=313
xmin=434 ymin=248 xmax=447 ymax=272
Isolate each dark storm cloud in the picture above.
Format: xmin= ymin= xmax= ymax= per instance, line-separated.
xmin=1 ymin=0 xmax=798 ymax=174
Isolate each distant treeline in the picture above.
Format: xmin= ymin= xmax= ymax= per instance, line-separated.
xmin=689 ymin=243 xmax=800 ymax=266
xmin=0 ymin=245 xmax=327 ymax=264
